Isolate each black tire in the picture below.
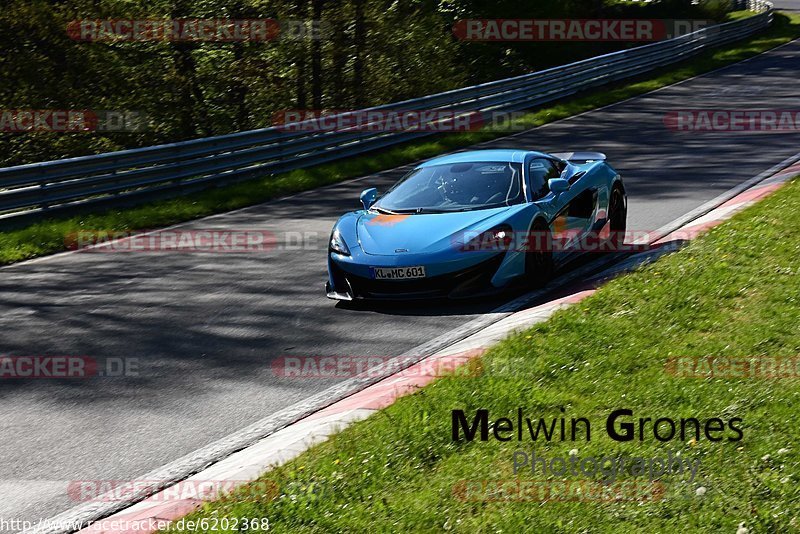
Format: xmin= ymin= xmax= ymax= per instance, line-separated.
xmin=608 ymin=184 xmax=627 ymax=249
xmin=525 ymin=218 xmax=553 ymax=288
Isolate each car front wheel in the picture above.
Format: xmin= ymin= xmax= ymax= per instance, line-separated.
xmin=525 ymin=218 xmax=554 ymax=288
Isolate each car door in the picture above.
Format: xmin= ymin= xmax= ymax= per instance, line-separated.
xmin=528 ymin=157 xmax=569 ymax=261
xmin=530 ymin=157 xmax=598 ymax=257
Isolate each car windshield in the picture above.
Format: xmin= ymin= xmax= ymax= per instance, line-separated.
xmin=373 ymin=161 xmax=524 ymax=213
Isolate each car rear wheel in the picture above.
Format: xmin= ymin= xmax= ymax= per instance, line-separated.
xmin=525 ymin=218 xmax=553 ymax=288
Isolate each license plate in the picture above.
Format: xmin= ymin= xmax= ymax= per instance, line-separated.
xmin=370 ymin=266 xmax=426 ymax=280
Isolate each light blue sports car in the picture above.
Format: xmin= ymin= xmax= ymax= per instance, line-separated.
xmin=326 ymin=149 xmax=626 ymax=300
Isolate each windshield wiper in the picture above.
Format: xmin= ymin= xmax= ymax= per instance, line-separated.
xmin=416 ymin=207 xmax=480 ymax=213
xmin=374 ymin=207 xmax=471 ymax=214
xmin=374 ymin=207 xmax=433 ymax=214
xmin=412 ymin=208 xmax=448 ymax=214
xmin=373 ymin=207 xmax=401 ymax=215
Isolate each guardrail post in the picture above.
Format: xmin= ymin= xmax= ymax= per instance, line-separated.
xmin=111 ymin=158 xmax=120 ymax=196
xmin=38 ymin=167 xmax=50 ymax=213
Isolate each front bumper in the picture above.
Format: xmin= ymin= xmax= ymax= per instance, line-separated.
xmin=327 ymin=252 xmax=508 ymax=300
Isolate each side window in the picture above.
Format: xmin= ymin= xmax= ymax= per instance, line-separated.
xmin=528 ymin=158 xmax=560 ymax=200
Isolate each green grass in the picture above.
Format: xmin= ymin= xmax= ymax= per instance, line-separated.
xmin=165 ymin=176 xmax=800 ymax=533
xmin=2 ymin=12 xmax=799 ymax=266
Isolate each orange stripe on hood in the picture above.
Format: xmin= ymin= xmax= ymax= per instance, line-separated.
xmin=367 ymin=214 xmax=411 ymax=226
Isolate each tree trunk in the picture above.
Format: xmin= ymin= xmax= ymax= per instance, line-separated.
xmin=295 ymin=0 xmax=308 ymax=109
xmin=353 ymin=0 xmax=366 ymax=108
xmin=311 ymin=0 xmax=324 ymax=109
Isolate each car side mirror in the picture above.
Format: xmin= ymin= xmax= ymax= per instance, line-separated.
xmin=360 ymin=188 xmax=378 ymax=210
xmin=548 ymin=178 xmax=570 ymax=195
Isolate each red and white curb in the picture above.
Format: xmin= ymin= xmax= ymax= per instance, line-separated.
xmin=43 ymin=162 xmax=799 ymax=534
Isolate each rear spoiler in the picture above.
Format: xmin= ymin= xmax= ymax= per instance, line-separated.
xmin=551 ymin=151 xmax=607 ymax=164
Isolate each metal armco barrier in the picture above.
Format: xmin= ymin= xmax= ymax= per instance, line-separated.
xmin=0 ymin=3 xmax=773 ymax=227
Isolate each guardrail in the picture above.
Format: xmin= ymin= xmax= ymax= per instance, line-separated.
xmin=0 ymin=3 xmax=773 ymax=227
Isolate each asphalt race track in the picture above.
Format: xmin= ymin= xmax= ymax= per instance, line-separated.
xmin=1 ymin=38 xmax=800 ymax=530
xmin=772 ymin=0 xmax=800 ymax=11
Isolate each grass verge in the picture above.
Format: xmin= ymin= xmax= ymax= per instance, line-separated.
xmin=2 ymin=12 xmax=799 ymax=266
xmin=165 ymin=176 xmax=800 ymax=533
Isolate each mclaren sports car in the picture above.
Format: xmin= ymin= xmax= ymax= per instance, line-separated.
xmin=326 ymin=149 xmax=626 ymax=300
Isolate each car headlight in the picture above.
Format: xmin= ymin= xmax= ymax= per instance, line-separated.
xmin=329 ymin=228 xmax=351 ymax=256
xmin=462 ymin=225 xmax=513 ymax=252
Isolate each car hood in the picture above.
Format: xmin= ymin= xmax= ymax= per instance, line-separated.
xmin=356 ymin=206 xmax=514 ymax=256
